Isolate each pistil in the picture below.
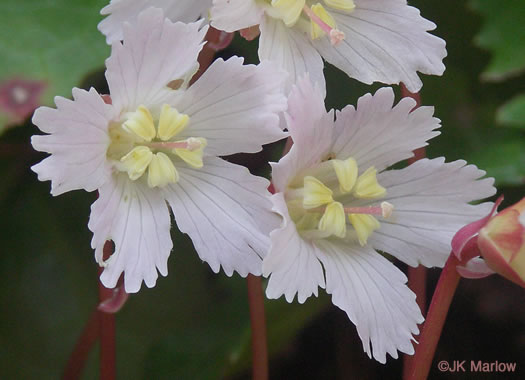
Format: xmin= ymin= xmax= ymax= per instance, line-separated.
xmin=145 ymin=137 xmax=204 ymax=151
xmin=302 ymin=4 xmax=345 ymax=45
xmin=344 ymin=202 xmax=394 ymax=218
xmin=309 ymin=201 xmax=394 ymax=218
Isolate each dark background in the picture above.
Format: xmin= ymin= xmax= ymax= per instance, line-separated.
xmin=1 ymin=0 xmax=524 ymax=378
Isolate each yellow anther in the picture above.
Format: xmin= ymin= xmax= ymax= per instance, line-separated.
xmin=174 ymin=137 xmax=207 ymax=168
xmin=296 ymin=212 xmax=321 ymax=231
xmin=353 ymin=167 xmax=386 ymax=199
xmin=120 ymin=146 xmax=153 ymax=180
xmin=324 ymin=0 xmax=355 ymax=11
xmin=348 ymin=214 xmax=380 ymax=246
xmin=310 ymin=3 xmax=336 ymax=40
xmin=303 ymin=176 xmax=333 ymax=209
xmin=147 ymin=152 xmax=179 ymax=188
xmin=122 ymin=105 xmax=156 ymax=142
xmin=270 ymin=0 xmax=306 ymax=27
xmin=332 ymin=157 xmax=358 ymax=193
xmin=319 ymin=201 xmax=347 ymax=238
xmin=157 ymin=104 xmax=189 ymax=141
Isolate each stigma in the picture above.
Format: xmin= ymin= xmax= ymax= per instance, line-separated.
xmin=107 ymin=104 xmax=207 ymax=188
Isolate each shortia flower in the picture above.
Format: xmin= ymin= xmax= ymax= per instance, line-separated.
xmin=32 ymin=8 xmax=288 ymax=292
xmin=264 ymin=77 xmax=495 ymax=362
xmin=211 ymin=0 xmax=447 ymax=92
xmin=99 ymin=0 xmax=212 ymax=44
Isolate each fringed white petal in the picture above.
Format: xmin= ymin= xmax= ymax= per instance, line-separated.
xmin=263 ymin=193 xmax=326 ymax=303
xmin=259 ymin=16 xmax=325 ymax=95
xmin=99 ymin=0 xmax=211 ymax=44
xmin=210 ymin=0 xmax=264 ymax=32
xmin=272 ymin=77 xmax=334 ymax=192
xmin=174 ymin=57 xmax=288 ymax=156
xmin=164 ymin=157 xmax=280 ymax=277
xmin=332 ymin=87 xmax=441 ymax=172
xmin=105 ymin=7 xmax=208 ymax=112
xmin=31 ymin=88 xmax=114 ymax=196
xmin=89 ymin=174 xmax=173 ymax=293
xmin=366 ymin=158 xmax=496 ymax=267
xmin=315 ymin=239 xmax=423 ymax=363
xmin=314 ymin=0 xmax=447 ymax=92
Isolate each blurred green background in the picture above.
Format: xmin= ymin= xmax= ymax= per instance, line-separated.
xmin=1 ymin=0 xmax=525 ymax=379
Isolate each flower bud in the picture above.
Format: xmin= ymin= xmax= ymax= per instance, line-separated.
xmin=478 ymin=198 xmax=525 ymax=288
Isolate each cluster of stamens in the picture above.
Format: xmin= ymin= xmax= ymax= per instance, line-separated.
xmin=285 ymin=156 xmax=393 ymax=245
xmin=266 ymin=0 xmax=355 ymax=45
xmin=107 ymin=104 xmax=206 ymax=188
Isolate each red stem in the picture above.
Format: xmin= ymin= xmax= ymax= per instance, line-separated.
xmin=62 ymin=310 xmax=99 ymax=380
xmin=402 ymin=83 xmax=426 ymax=310
xmin=401 ymin=83 xmax=421 ymax=109
xmin=62 ymin=22 xmax=233 ymax=380
xmin=98 ymin=241 xmax=116 ymax=380
xmin=401 ymin=83 xmax=428 ymax=378
xmin=407 ymin=266 xmax=427 ymax=316
xmin=62 ymin=241 xmax=117 ymax=380
xmin=246 ymin=274 xmax=269 ymax=380
xmin=406 ymin=254 xmax=461 ymax=380
xmin=190 ymin=27 xmax=232 ymax=85
xmin=184 ymin=27 xmax=270 ymax=379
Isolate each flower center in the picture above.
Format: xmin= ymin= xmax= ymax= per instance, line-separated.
xmin=285 ymin=156 xmax=393 ymax=245
xmin=263 ymin=0 xmax=354 ymax=45
xmin=107 ymin=104 xmax=207 ymax=188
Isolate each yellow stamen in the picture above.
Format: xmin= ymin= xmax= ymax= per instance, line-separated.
xmin=147 ymin=152 xmax=179 ymax=188
xmin=303 ymin=176 xmax=333 ymax=209
xmin=319 ymin=201 xmax=347 ymax=238
xmin=157 ymin=104 xmax=189 ymax=141
xmin=174 ymin=137 xmax=207 ymax=168
xmin=348 ymin=214 xmax=380 ymax=246
xmin=296 ymin=211 xmax=322 ymax=231
xmin=270 ymin=0 xmax=306 ymax=27
xmin=122 ymin=105 xmax=156 ymax=142
xmin=332 ymin=157 xmax=358 ymax=193
xmin=120 ymin=146 xmax=153 ymax=180
xmin=353 ymin=167 xmax=386 ymax=199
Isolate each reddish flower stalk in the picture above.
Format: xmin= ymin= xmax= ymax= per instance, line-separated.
xmin=406 ymin=253 xmax=461 ymax=380
xmin=190 ymin=27 xmax=233 ymax=85
xmin=62 ymin=27 xmax=236 ymax=379
xmin=62 ymin=242 xmax=117 ymax=380
xmin=98 ymin=242 xmax=116 ymax=380
xmin=62 ymin=310 xmax=99 ymax=380
xmin=401 ymin=83 xmax=428 ymax=378
xmin=193 ymin=26 xmax=271 ymax=379
xmin=246 ymin=274 xmax=269 ymax=380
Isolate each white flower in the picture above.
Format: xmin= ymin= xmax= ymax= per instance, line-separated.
xmin=99 ymin=0 xmax=212 ymax=44
xmin=264 ymin=77 xmax=495 ymax=362
xmin=31 ymin=8 xmax=288 ymax=293
xmin=211 ymin=0 xmax=447 ymax=93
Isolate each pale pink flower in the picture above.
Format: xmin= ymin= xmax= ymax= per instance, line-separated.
xmin=32 ymin=8 xmax=288 ymax=292
xmin=264 ymin=77 xmax=495 ymax=362
xmin=211 ymin=0 xmax=447 ymax=93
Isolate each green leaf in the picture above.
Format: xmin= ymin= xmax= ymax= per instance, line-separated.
xmin=420 ymin=65 xmax=525 ymax=187
xmin=0 ymin=0 xmax=109 ymax=130
xmin=466 ymin=129 xmax=525 ymax=186
xmin=470 ymin=0 xmax=525 ymax=81
xmin=497 ymin=93 xmax=525 ymax=128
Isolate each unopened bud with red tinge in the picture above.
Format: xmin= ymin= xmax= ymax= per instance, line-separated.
xmin=478 ymin=198 xmax=525 ymax=288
